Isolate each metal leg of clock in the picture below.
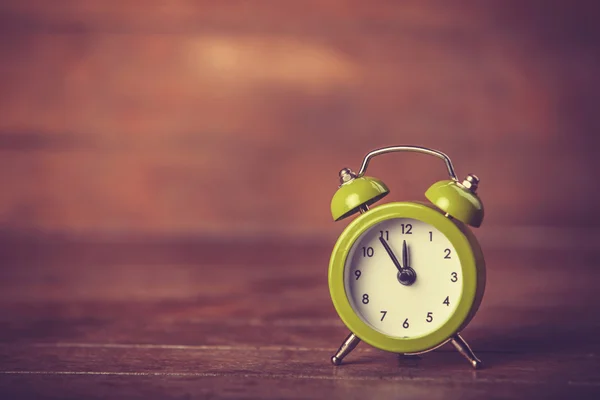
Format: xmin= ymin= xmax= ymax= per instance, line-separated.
xmin=331 ymin=333 xmax=361 ymax=366
xmin=451 ymin=334 xmax=483 ymax=369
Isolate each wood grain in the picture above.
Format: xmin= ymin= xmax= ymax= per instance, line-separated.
xmin=0 ymin=0 xmax=599 ymax=234
xmin=0 ymin=233 xmax=599 ymax=398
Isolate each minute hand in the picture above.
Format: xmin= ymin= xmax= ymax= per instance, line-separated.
xmin=378 ymin=237 xmax=404 ymax=273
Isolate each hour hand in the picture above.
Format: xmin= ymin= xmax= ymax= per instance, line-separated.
xmin=399 ymin=240 xmax=417 ymax=285
xmin=402 ymin=240 xmax=410 ymax=269
xmin=378 ymin=237 xmax=403 ymax=273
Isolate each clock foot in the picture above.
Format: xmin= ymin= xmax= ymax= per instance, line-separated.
xmin=451 ymin=333 xmax=482 ymax=369
xmin=331 ymin=333 xmax=361 ymax=366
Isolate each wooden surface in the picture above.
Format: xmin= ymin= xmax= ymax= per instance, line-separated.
xmin=1 ymin=1 xmax=600 ymax=398
xmin=1 ymin=234 xmax=599 ymax=399
xmin=1 ymin=0 xmax=600 ymax=234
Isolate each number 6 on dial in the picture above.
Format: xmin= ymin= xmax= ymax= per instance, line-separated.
xmin=328 ymin=146 xmax=486 ymax=370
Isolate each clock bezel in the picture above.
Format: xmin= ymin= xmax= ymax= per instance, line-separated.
xmin=328 ymin=201 xmax=483 ymax=354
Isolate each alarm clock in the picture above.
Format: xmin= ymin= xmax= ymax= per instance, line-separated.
xmin=328 ymin=146 xmax=486 ymax=368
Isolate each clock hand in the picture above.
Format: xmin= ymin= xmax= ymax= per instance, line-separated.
xmin=378 ymin=237 xmax=417 ymax=286
xmin=400 ymin=240 xmax=417 ymax=285
xmin=402 ymin=240 xmax=410 ymax=269
xmin=378 ymin=237 xmax=403 ymax=273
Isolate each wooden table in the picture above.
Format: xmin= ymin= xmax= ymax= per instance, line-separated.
xmin=1 ymin=234 xmax=599 ymax=399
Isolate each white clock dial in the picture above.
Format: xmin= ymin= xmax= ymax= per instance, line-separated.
xmin=344 ymin=218 xmax=463 ymax=339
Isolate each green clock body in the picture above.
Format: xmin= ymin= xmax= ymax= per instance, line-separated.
xmin=328 ymin=202 xmax=486 ymax=354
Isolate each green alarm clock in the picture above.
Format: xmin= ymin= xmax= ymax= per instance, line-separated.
xmin=328 ymin=146 xmax=486 ymax=369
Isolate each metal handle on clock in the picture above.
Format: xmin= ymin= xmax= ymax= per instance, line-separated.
xmin=357 ymin=146 xmax=458 ymax=181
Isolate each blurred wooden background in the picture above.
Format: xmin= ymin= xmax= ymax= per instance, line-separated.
xmin=1 ymin=1 xmax=600 ymax=399
xmin=0 ymin=0 xmax=598 ymax=238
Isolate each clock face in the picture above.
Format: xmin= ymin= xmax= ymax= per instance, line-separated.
xmin=344 ymin=217 xmax=463 ymax=339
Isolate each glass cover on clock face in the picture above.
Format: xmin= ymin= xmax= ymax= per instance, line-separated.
xmin=344 ymin=218 xmax=463 ymax=339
